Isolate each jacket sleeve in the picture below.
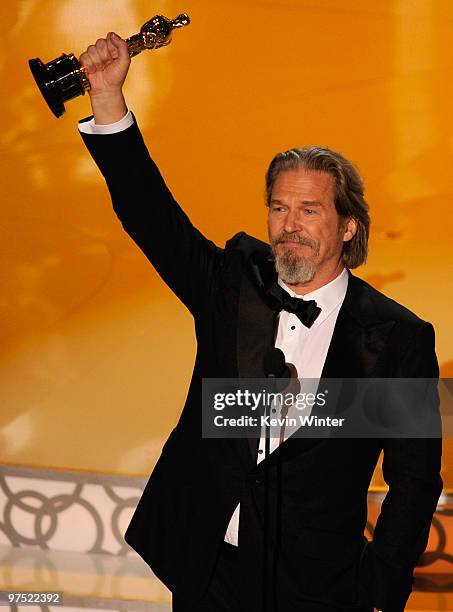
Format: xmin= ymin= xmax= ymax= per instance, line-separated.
xmin=79 ymin=115 xmax=223 ymax=316
xmin=359 ymin=321 xmax=443 ymax=611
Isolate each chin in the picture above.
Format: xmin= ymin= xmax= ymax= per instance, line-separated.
xmin=275 ymin=255 xmax=316 ymax=285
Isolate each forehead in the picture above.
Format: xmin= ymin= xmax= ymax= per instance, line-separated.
xmin=271 ymin=168 xmax=335 ymax=203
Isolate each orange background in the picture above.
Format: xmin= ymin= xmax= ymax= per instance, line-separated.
xmin=1 ymin=0 xmax=452 ymax=486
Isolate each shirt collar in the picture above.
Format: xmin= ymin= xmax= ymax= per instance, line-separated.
xmin=278 ymin=267 xmax=349 ymax=327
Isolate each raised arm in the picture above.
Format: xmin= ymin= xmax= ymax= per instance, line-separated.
xmin=78 ymin=33 xmax=222 ymax=315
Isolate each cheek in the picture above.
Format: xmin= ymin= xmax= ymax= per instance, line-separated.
xmin=313 ymin=225 xmax=340 ymax=252
xmin=268 ymin=217 xmax=281 ymax=238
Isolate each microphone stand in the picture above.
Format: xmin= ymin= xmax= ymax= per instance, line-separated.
xmin=262 ymin=347 xmax=291 ymax=612
xmin=263 ymin=373 xmax=273 ymax=612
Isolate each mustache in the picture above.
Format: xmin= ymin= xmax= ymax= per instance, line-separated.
xmin=272 ymin=232 xmax=319 ymax=251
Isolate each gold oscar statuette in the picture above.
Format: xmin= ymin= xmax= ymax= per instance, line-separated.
xmin=28 ymin=13 xmax=190 ymax=118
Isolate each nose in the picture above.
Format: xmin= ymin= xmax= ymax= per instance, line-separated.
xmin=283 ymin=208 xmax=302 ymax=234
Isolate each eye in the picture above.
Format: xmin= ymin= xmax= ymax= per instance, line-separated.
xmin=304 ymin=208 xmax=314 ymax=215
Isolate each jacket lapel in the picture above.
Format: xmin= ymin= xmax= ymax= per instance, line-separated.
xmin=235 ymin=249 xmax=279 ymax=464
xmin=236 ymin=251 xmax=278 ymax=378
xmin=321 ymin=271 xmax=395 ymax=379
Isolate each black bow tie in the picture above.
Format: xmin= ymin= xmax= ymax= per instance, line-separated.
xmin=249 ymin=255 xmax=322 ymax=328
xmin=266 ymin=283 xmax=321 ymax=328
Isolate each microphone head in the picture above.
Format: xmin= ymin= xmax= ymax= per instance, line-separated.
xmin=263 ymin=347 xmax=289 ymax=378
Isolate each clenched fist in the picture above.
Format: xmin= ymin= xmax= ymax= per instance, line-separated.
xmin=79 ymin=32 xmax=130 ymax=124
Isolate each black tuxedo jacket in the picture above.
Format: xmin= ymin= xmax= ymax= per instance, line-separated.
xmin=80 ymin=117 xmax=442 ymax=612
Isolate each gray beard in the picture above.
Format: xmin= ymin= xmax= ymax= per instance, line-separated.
xmin=274 ymin=252 xmax=316 ymax=285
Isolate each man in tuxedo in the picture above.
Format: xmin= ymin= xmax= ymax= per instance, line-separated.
xmin=77 ymin=33 xmax=442 ymax=612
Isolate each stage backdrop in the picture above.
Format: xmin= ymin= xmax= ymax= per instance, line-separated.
xmin=1 ymin=0 xmax=452 ymax=490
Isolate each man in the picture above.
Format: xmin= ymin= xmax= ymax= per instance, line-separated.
xmin=77 ymin=33 xmax=442 ymax=612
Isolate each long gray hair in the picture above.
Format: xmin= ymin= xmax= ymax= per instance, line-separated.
xmin=265 ymin=146 xmax=370 ymax=268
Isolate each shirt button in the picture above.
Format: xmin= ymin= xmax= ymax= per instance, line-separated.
xmin=291 ymin=325 xmax=296 ymax=330
xmin=258 ymin=449 xmax=263 ymax=454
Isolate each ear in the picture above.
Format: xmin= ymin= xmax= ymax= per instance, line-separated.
xmin=342 ymin=217 xmax=357 ymax=243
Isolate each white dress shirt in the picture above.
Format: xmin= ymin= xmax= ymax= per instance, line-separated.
xmin=77 ymin=111 xmax=349 ymax=547
xmin=78 ymin=109 xmax=134 ymax=134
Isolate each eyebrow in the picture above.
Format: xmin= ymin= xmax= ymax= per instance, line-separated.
xmin=270 ymin=199 xmax=324 ymax=206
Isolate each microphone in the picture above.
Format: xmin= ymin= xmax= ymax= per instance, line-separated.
xmin=263 ymin=347 xmax=300 ymax=415
xmin=263 ymin=347 xmax=291 ymax=380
